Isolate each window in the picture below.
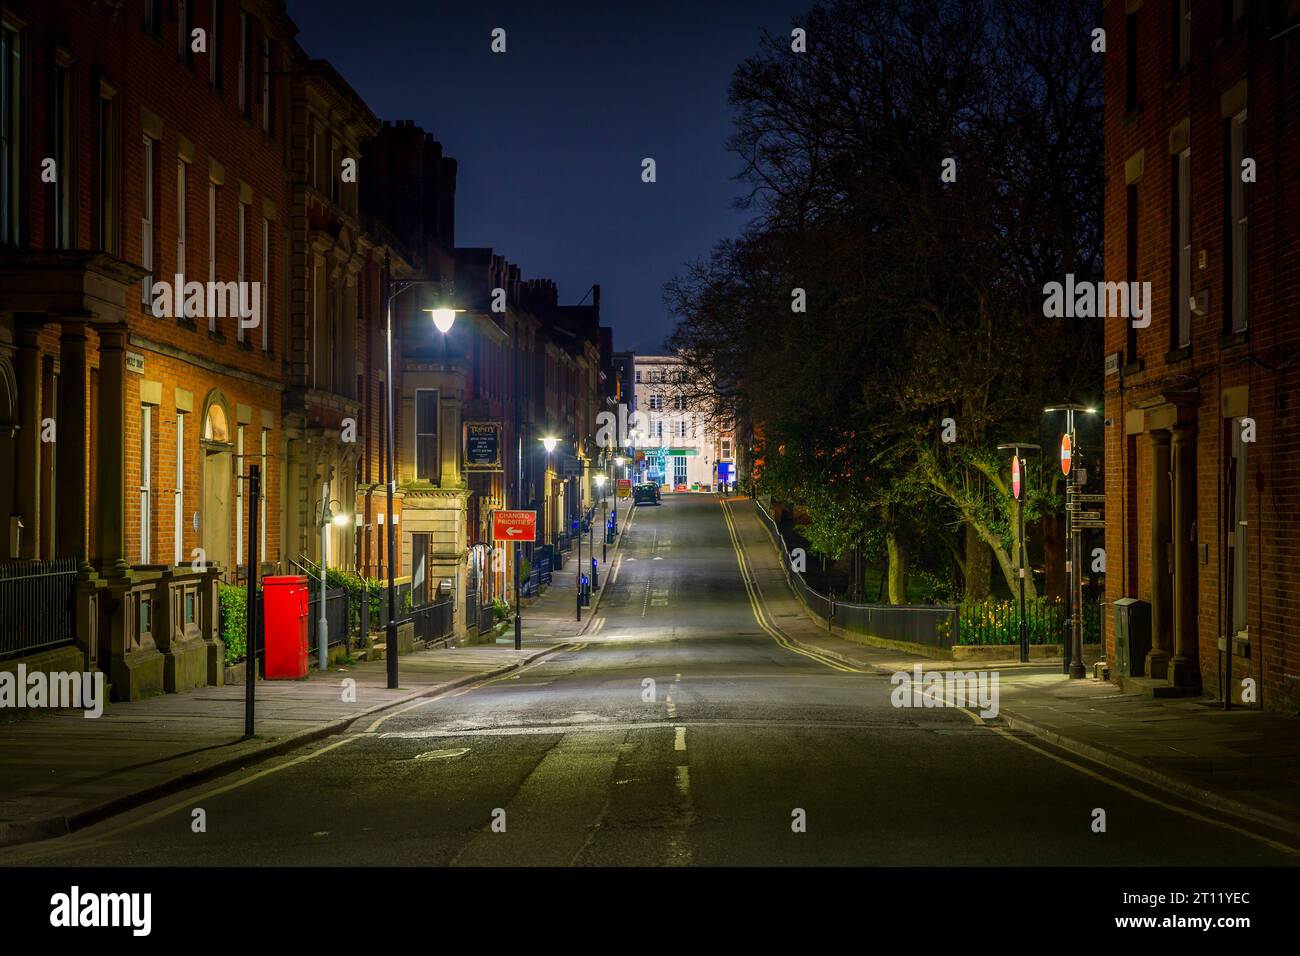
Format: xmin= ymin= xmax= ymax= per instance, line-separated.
xmin=1174 ymin=0 xmax=1190 ymax=71
xmin=209 ymin=0 xmax=223 ymax=89
xmin=648 ymin=395 xmax=662 ymax=411
xmin=261 ymin=36 xmax=271 ymax=133
xmin=207 ymin=179 xmax=217 ymax=282
xmin=415 ymin=389 xmax=439 ymax=482
xmin=178 ymin=0 xmax=192 ymax=63
xmin=635 ymin=371 xmax=642 ymax=383
xmin=412 ymin=533 xmax=429 ymax=606
xmin=97 ymin=84 xmax=120 ymax=254
xmin=144 ymin=0 xmax=162 ymax=36
xmin=1230 ymin=417 xmax=1248 ymax=637
xmin=0 ymin=21 xmax=19 ymax=247
xmin=1125 ymin=182 xmax=1138 ymax=363
xmin=678 ymin=418 xmax=688 ymax=439
xmin=174 ymin=411 xmax=186 ymax=564
xmin=259 ymin=428 xmax=268 ymax=559
xmin=52 ymin=60 xmax=76 ymax=249
xmin=176 ymin=158 xmax=188 ymax=294
xmin=674 ymin=395 xmax=687 ymax=411
xmin=236 ymin=199 xmax=247 ymax=341
xmin=721 ymin=437 xmax=733 ymax=460
xmin=261 ymin=218 xmax=270 ymax=350
xmin=673 ymin=455 xmax=688 ymax=486
xmin=654 ymin=419 xmax=664 ymax=441
xmin=237 ymin=10 xmax=248 ymax=114
xmin=140 ymin=404 xmax=153 ymax=563
xmin=1174 ymin=147 xmax=1191 ymax=349
xmin=141 ymin=136 xmax=154 ymax=305
xmin=1229 ymin=110 xmax=1248 ymax=332
xmin=235 ymin=424 xmax=244 ymax=565
xmin=1125 ymin=12 xmax=1138 ymax=113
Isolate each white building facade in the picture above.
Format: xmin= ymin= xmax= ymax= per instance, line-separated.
xmin=630 ymin=355 xmax=735 ymax=493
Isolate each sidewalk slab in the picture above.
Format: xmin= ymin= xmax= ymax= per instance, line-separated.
xmin=725 ymin=496 xmax=1300 ymax=839
xmin=0 ymin=642 xmax=564 ymax=848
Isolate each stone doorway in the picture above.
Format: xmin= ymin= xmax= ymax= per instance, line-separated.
xmin=200 ymin=398 xmax=232 ymax=577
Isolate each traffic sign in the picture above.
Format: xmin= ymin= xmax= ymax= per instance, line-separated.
xmin=1060 ymin=433 xmax=1072 ymax=476
xmin=492 ymin=510 xmax=537 ymax=542
xmin=1077 ymin=493 xmax=1106 ymax=503
xmin=1072 ymin=510 xmax=1101 ymax=521
xmin=1011 ymin=454 xmax=1022 ymax=500
xmin=1075 ymin=519 xmax=1105 ymax=529
xmin=616 ymin=478 xmax=632 ymax=499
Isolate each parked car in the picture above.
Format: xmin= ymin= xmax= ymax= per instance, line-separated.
xmin=633 ymin=482 xmax=661 ymax=505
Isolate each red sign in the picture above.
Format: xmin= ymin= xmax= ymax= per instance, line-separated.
xmin=1060 ymin=433 xmax=1073 ymax=476
xmin=1011 ymin=454 xmax=1022 ymax=500
xmin=492 ymin=510 xmax=537 ymax=542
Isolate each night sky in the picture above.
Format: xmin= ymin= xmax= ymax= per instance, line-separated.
xmin=289 ymin=0 xmax=810 ymax=353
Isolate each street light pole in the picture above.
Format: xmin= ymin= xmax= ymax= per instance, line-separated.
xmin=1045 ymin=404 xmax=1097 ymax=680
xmin=999 ymin=443 xmax=1040 ymax=664
xmin=319 ymin=481 xmax=329 ymax=673
xmin=382 ymin=250 xmax=462 ymax=688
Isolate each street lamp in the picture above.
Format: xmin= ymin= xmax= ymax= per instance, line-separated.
xmin=382 ymin=250 xmax=460 ymax=689
xmin=541 ymin=436 xmax=559 ymax=554
xmin=316 ymin=483 xmax=353 ymax=672
xmin=1044 ymin=404 xmax=1100 ymax=679
xmin=998 ymin=443 xmax=1041 ymax=664
xmin=595 ymin=474 xmax=607 ymax=563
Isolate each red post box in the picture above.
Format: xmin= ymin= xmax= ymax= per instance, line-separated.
xmin=263 ymin=575 xmax=309 ymax=679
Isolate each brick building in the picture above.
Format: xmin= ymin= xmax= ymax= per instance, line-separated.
xmin=1 ymin=0 xmax=294 ymax=698
xmin=1102 ymin=0 xmax=1300 ymax=711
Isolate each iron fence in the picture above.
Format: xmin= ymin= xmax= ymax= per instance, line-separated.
xmin=410 ymin=598 xmax=454 ymax=645
xmin=957 ymin=595 xmax=1104 ymax=646
xmin=478 ymin=602 xmax=496 ymax=634
xmin=0 ymin=559 xmax=79 ymax=660
xmin=307 ymin=587 xmax=351 ymax=656
xmin=466 ymin=588 xmax=479 ymax=630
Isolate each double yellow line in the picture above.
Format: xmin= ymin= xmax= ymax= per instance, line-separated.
xmin=718 ymin=498 xmax=862 ymax=673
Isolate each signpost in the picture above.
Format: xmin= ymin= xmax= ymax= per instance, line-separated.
xmin=492 ymin=510 xmax=536 ymax=543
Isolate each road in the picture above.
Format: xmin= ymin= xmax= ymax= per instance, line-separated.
xmin=4 ymin=494 xmax=1296 ymax=866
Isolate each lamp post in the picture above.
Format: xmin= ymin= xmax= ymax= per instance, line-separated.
xmin=1045 ymin=404 xmax=1098 ymax=679
xmin=596 ymin=474 xmax=608 ymax=562
xmin=382 ymin=250 xmax=461 ymax=689
xmin=541 ymin=436 xmax=558 ymax=556
xmin=317 ymin=482 xmax=352 ymax=672
xmin=998 ymin=443 xmax=1041 ymax=664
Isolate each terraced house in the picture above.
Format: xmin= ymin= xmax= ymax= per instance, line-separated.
xmin=0 ymin=0 xmax=619 ymax=697
xmin=0 ymin=0 xmax=294 ymax=699
xmin=1102 ymin=0 xmax=1300 ymax=711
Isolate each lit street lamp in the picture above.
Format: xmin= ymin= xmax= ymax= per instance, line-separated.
xmin=317 ymin=482 xmax=352 ymax=672
xmin=382 ymin=250 xmax=461 ymax=689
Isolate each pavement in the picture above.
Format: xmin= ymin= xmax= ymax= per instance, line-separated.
xmin=0 ymin=512 xmax=632 ymax=849
xmin=724 ymin=495 xmax=1300 ymax=842
xmin=1 ymin=492 xmax=1297 ymax=865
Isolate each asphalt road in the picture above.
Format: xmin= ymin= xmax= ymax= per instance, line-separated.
xmin=4 ymin=495 xmax=1297 ymax=866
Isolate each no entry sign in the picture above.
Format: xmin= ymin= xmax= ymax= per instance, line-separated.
xmin=1060 ymin=433 xmax=1073 ymax=476
xmin=492 ymin=510 xmax=537 ymax=542
xmin=1011 ymin=454 xmax=1022 ymax=500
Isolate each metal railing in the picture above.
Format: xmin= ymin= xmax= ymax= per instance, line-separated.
xmin=478 ymin=602 xmax=496 ymax=634
xmin=753 ymin=501 xmax=958 ymax=651
xmin=410 ymin=598 xmax=454 ymax=645
xmin=465 ymin=588 xmax=479 ymax=630
xmin=307 ymin=587 xmax=351 ymax=656
xmin=0 ymin=559 xmax=79 ymax=660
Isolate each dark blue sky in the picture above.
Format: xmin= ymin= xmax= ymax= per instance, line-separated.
xmin=289 ymin=0 xmax=810 ymax=353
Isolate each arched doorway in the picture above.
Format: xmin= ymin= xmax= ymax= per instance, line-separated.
xmin=200 ymin=393 xmax=232 ymax=576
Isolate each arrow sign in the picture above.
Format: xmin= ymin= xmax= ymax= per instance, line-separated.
xmin=492 ymin=510 xmax=537 ymax=543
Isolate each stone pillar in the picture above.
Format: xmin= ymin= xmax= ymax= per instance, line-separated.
xmin=440 ymin=395 xmax=463 ymax=488
xmin=1169 ymin=424 xmax=1201 ymax=690
xmin=57 ymin=318 xmax=91 ymax=570
xmin=1145 ymin=430 xmax=1172 ymax=679
xmin=14 ymin=324 xmax=43 ymax=558
xmin=94 ymin=325 xmax=131 ymax=578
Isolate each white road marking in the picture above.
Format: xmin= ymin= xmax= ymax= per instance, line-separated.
xmin=674 ymin=726 xmax=687 ymax=751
